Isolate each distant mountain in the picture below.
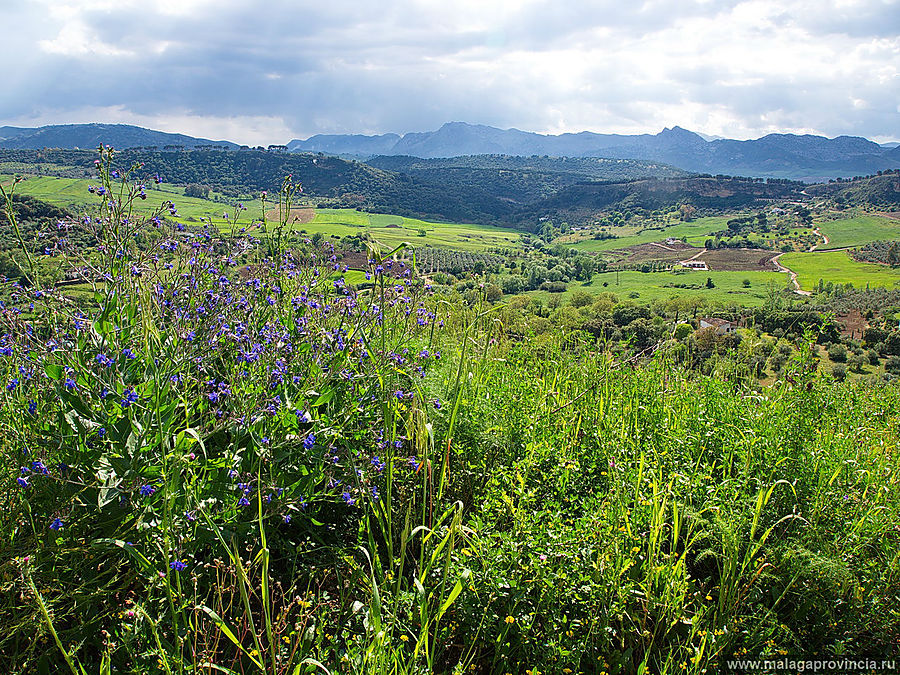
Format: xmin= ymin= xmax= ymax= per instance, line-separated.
xmin=290 ymin=122 xmax=900 ymax=181
xmin=0 ymin=124 xmax=239 ymax=151
xmin=288 ymin=133 xmax=401 ymax=156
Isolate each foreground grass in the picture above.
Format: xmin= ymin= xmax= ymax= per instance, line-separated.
xmin=3 ymin=158 xmax=900 ymax=674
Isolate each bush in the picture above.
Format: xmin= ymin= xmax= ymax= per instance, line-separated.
xmin=886 ymin=355 xmax=900 ymax=374
xmin=832 ymin=363 xmax=847 ymax=381
xmin=569 ymin=289 xmax=593 ymax=308
xmin=540 ymin=280 xmax=567 ymax=293
xmin=827 ymin=343 xmax=848 ymax=362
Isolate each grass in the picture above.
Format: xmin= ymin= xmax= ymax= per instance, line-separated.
xmin=5 ymin=174 xmax=521 ymax=252
xmin=309 ymin=208 xmax=522 ymax=251
xmin=534 ymin=267 xmax=791 ymax=306
xmin=780 ymin=250 xmax=900 ymax=291
xmin=816 ymin=213 xmax=900 ymax=249
xmin=4 ymin=157 xmax=900 ymax=674
xmin=566 ymin=216 xmax=735 ymax=252
xmin=1 ymin=174 xmax=265 ymax=223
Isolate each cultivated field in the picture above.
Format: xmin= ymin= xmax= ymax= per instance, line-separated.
xmin=815 ymin=213 xmax=900 ymax=249
xmin=780 ymin=249 xmax=900 ymax=291
xmin=533 ymin=267 xmax=789 ymax=306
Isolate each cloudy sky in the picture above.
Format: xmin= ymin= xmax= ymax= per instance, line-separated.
xmin=1 ymin=0 xmax=898 ymax=144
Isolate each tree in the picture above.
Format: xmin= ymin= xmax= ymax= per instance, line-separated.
xmin=679 ymin=204 xmax=697 ymax=221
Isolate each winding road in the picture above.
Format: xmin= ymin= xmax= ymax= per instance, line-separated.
xmin=772 ymin=228 xmax=831 ymax=295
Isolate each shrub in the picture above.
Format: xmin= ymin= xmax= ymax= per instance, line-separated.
xmin=827 ymin=343 xmax=848 ymax=362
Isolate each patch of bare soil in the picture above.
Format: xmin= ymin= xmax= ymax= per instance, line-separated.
xmin=836 ymin=308 xmax=868 ymax=339
xmin=265 ymin=207 xmax=315 ymax=224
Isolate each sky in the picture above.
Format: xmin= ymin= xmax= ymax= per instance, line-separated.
xmin=0 ymin=0 xmax=898 ymax=145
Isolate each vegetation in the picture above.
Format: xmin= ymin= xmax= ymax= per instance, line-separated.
xmin=3 ymin=147 xmax=900 ymax=675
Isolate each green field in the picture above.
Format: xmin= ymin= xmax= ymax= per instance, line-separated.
xmin=780 ymin=249 xmax=900 ymax=291
xmin=816 ymin=214 xmax=900 ymax=249
xmin=2 ymin=174 xmax=265 ymax=223
xmin=5 ymin=175 xmax=520 ymax=253
xmin=532 ymin=267 xmax=790 ymax=306
xmin=308 ymin=208 xmax=521 ymax=251
xmin=567 ymin=216 xmax=736 ymax=252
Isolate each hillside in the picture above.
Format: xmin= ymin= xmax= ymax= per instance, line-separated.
xmin=0 ymin=148 xmax=514 ymax=224
xmin=366 ymin=154 xmax=689 ymax=206
xmin=804 ymin=172 xmax=900 ymax=209
xmin=515 ymin=176 xmax=804 ymax=223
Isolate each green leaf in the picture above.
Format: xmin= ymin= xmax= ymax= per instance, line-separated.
xmin=44 ymin=363 xmax=63 ymax=380
xmin=312 ymin=390 xmax=334 ymax=407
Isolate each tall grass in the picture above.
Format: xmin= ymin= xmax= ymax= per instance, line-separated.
xmin=1 ymin=151 xmax=899 ymax=674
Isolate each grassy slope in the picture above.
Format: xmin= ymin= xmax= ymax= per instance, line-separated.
xmin=816 ymin=214 xmax=900 ymax=249
xmin=533 ymin=268 xmax=789 ymax=306
xmin=5 ymin=175 xmax=520 ymax=253
xmin=2 ymin=174 xmax=265 ymax=222
xmin=309 ymin=208 xmax=521 ymax=252
xmin=781 ymin=249 xmax=900 ymax=291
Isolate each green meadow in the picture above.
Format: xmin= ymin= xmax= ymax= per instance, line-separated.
xmin=780 ymin=249 xmax=900 ymax=291
xmin=308 ymin=208 xmax=521 ymax=251
xmin=2 ymin=174 xmax=265 ymax=223
xmin=816 ymin=213 xmax=900 ymax=249
xmin=533 ymin=267 xmax=790 ymax=306
xmin=5 ymin=175 xmax=520 ymax=253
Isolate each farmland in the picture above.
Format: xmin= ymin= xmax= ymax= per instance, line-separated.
xmin=780 ymin=249 xmax=900 ymax=291
xmin=2 ymin=175 xmax=521 ymax=253
xmin=815 ymin=213 xmax=900 ymax=249
xmin=533 ymin=268 xmax=789 ymax=306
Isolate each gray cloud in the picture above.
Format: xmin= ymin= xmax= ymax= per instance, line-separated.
xmin=0 ymin=0 xmax=897 ymax=143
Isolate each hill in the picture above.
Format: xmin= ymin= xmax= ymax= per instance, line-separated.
xmin=514 ymin=176 xmax=804 ymax=224
xmin=365 ymin=154 xmax=689 ymax=206
xmin=0 ymin=123 xmax=240 ymax=151
xmin=0 ymin=148 xmax=513 ymax=224
xmin=804 ymin=172 xmax=900 ymax=209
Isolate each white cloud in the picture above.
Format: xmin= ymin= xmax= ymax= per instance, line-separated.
xmin=0 ymin=0 xmax=897 ymax=142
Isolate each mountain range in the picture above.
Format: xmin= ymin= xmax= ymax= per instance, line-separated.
xmin=1 ymin=122 xmax=898 ymax=182
xmin=291 ymin=122 xmax=900 ymax=182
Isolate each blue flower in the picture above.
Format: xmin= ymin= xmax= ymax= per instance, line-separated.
xmin=303 ymin=434 xmax=315 ymax=450
xmin=121 ymin=389 xmax=140 ymax=408
xmin=139 ymin=484 xmax=156 ymax=497
xmin=169 ymin=560 xmax=187 ymax=571
xmin=341 ymin=491 xmax=356 ymax=506
xmin=63 ymin=377 xmax=77 ymax=390
xmin=237 ymin=496 xmax=251 ymax=507
xmin=50 ymin=518 xmax=64 ymax=531
xmin=17 ymin=476 xmax=28 ymax=488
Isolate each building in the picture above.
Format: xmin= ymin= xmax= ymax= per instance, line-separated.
xmin=699 ymin=317 xmax=736 ymax=334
